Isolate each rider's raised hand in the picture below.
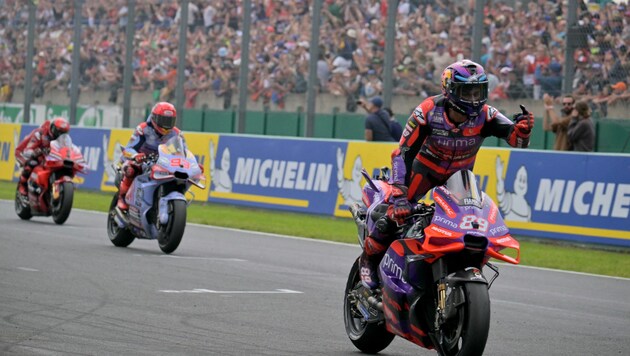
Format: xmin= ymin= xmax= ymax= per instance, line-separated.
xmin=513 ymin=104 xmax=534 ymax=137
xmin=508 ymin=105 xmax=534 ymax=148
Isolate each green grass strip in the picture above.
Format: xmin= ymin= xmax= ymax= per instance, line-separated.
xmin=2 ymin=180 xmax=628 ymax=278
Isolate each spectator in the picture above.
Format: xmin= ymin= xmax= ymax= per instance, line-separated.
xmin=542 ymin=93 xmax=573 ymax=151
xmin=360 ymin=96 xmax=395 ymax=142
xmin=505 ymin=67 xmax=529 ymax=99
xmin=535 ymin=61 xmax=563 ymax=98
xmin=383 ymin=107 xmax=403 ymax=141
xmin=568 ymin=100 xmax=595 ymax=152
xmin=2 ymin=0 xmax=628 ymax=116
xmin=430 ymin=43 xmax=454 ymax=80
xmin=606 ymin=81 xmax=630 ymax=105
xmin=0 ymin=82 xmax=12 ymax=102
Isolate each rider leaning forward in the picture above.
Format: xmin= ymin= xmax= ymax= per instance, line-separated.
xmin=116 ymin=102 xmax=182 ymax=213
xmin=15 ymin=117 xmax=70 ymax=197
xmin=359 ymin=59 xmax=534 ymax=290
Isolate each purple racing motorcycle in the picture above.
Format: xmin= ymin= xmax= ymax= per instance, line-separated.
xmin=344 ymin=169 xmax=520 ymax=355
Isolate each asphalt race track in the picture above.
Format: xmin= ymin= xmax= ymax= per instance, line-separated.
xmin=1 ymin=200 xmax=629 ymax=356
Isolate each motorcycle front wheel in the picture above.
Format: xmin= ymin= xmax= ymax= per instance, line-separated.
xmin=52 ymin=182 xmax=74 ymax=225
xmin=107 ymin=194 xmax=135 ymax=247
xmin=344 ymin=257 xmax=394 ymax=354
xmin=15 ymin=187 xmax=32 ymax=220
xmin=157 ymin=200 xmax=186 ymax=254
xmin=439 ymin=282 xmax=490 ymax=356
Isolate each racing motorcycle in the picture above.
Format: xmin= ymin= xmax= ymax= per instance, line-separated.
xmin=15 ymin=133 xmax=87 ymax=225
xmin=344 ymin=168 xmax=520 ymax=356
xmin=107 ymin=135 xmax=205 ymax=254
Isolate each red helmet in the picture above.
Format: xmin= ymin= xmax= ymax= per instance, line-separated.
xmin=49 ymin=117 xmax=70 ymax=140
xmin=150 ymin=102 xmax=177 ymax=135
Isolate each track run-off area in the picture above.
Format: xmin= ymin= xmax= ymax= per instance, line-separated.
xmin=1 ymin=201 xmax=629 ymax=355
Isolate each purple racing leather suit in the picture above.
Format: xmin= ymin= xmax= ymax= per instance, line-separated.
xmin=359 ymin=95 xmax=526 ymax=289
xmin=390 ymin=94 xmax=525 ymax=200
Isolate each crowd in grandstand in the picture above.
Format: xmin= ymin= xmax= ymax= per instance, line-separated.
xmin=0 ymin=0 xmax=629 ymax=115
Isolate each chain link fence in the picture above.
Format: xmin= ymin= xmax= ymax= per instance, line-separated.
xmin=0 ymin=0 xmax=628 ymax=125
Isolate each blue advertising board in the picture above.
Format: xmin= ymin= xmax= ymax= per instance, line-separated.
xmin=14 ymin=125 xmax=108 ymax=190
xmin=3 ymin=123 xmax=629 ymax=247
xmin=207 ymin=135 xmax=346 ymax=215
xmin=502 ymin=151 xmax=630 ymax=246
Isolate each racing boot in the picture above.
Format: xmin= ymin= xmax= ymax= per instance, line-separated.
xmin=17 ymin=171 xmax=31 ymax=197
xmin=359 ymin=235 xmax=389 ymax=290
xmin=18 ymin=181 xmax=28 ymax=196
xmin=116 ymin=176 xmax=132 ymax=213
xmin=117 ymin=195 xmax=129 ymax=212
xmin=359 ymin=251 xmax=381 ymax=290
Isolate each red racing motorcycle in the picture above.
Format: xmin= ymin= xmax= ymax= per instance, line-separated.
xmin=15 ymin=133 xmax=87 ymax=224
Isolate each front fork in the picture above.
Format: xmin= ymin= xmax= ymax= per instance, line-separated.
xmin=433 ymin=259 xmax=448 ymax=328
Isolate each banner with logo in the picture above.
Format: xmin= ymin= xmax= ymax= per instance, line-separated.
xmin=0 ymin=123 xmax=21 ymax=181
xmin=14 ymin=124 xmax=108 ymax=188
xmin=101 ymin=128 xmax=133 ymax=192
xmin=181 ymin=132 xmax=216 ymax=202
xmin=485 ymin=150 xmax=630 ymax=246
xmin=0 ymin=104 xmax=47 ymax=124
xmin=334 ymin=141 xmax=397 ymax=218
xmin=2 ymin=123 xmax=628 ymax=247
xmin=207 ymin=135 xmax=346 ymax=214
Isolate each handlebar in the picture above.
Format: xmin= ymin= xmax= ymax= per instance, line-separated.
xmin=143 ymin=153 xmax=159 ymax=163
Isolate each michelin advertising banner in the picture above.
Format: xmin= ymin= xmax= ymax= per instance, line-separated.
xmin=2 ymin=123 xmax=629 ymax=247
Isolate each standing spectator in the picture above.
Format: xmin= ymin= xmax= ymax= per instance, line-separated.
xmin=542 ymin=93 xmax=573 ymax=151
xmin=383 ymin=107 xmax=403 ymax=141
xmin=360 ymin=96 xmax=395 ymax=142
xmin=567 ymin=101 xmax=595 ymax=152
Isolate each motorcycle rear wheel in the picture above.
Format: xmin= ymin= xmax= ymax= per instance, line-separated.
xmin=344 ymin=257 xmax=394 ymax=354
xmin=157 ymin=200 xmax=186 ymax=254
xmin=14 ymin=188 xmax=32 ymax=220
xmin=52 ymin=182 xmax=74 ymax=225
xmin=439 ymin=282 xmax=490 ymax=356
xmin=107 ymin=194 xmax=135 ymax=247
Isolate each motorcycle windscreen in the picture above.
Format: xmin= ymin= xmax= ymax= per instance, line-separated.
xmin=50 ymin=133 xmax=73 ymax=150
xmin=443 ymin=170 xmax=482 ymax=206
xmin=158 ymin=135 xmax=186 ymax=157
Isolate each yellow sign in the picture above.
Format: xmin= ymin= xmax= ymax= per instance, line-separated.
xmin=183 ymin=132 xmax=217 ymax=201
xmin=333 ymin=141 xmax=398 ymax=218
xmin=101 ymin=128 xmax=134 ymax=192
xmin=0 ymin=123 xmax=22 ymax=181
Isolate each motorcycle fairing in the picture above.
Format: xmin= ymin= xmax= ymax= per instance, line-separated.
xmin=159 ymin=191 xmax=186 ymax=225
xmin=380 ymin=238 xmax=433 ymax=348
xmin=126 ymin=173 xmax=160 ymax=239
xmin=121 ymin=135 xmax=203 ymax=239
xmin=27 ymin=166 xmax=52 ymax=214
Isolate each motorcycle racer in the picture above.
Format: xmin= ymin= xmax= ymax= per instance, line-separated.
xmin=359 ymin=59 xmax=534 ymax=289
xmin=116 ymin=101 xmax=183 ymax=213
xmin=15 ymin=117 xmax=70 ymax=197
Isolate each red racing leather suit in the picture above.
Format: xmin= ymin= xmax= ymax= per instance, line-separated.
xmin=14 ymin=121 xmax=56 ymax=194
xmin=118 ymin=119 xmax=183 ymax=206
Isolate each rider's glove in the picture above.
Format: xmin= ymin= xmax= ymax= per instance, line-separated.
xmin=509 ymin=105 xmax=534 ymax=148
xmin=133 ymin=152 xmax=146 ymax=163
xmin=26 ymin=148 xmax=42 ymax=159
xmin=386 ymin=185 xmax=412 ymax=225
